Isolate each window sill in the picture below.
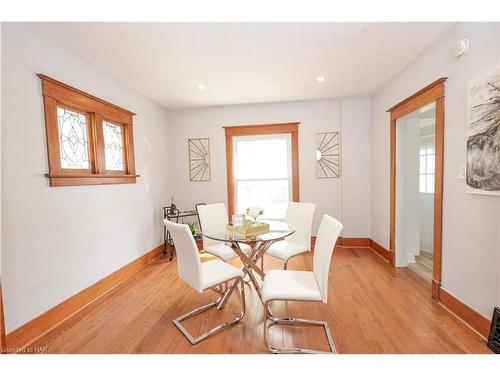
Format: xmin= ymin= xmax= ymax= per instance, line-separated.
xmin=45 ymin=173 xmax=140 ymax=187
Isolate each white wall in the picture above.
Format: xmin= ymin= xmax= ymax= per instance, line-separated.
xmin=371 ymin=23 xmax=500 ymax=317
xmin=167 ymin=98 xmax=372 ymax=236
xmin=419 ymin=193 xmax=434 ymax=254
xmin=1 ymin=23 xmax=172 ymax=332
xmin=395 ymin=117 xmax=421 ymax=267
xmin=340 ymin=97 xmax=372 ymax=238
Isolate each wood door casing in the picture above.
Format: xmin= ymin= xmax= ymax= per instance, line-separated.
xmin=387 ymin=78 xmax=447 ymax=300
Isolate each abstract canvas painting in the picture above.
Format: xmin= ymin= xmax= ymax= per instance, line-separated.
xmin=188 ymin=138 xmax=210 ymax=181
xmin=315 ymin=132 xmax=340 ymax=178
xmin=466 ymin=73 xmax=500 ymax=195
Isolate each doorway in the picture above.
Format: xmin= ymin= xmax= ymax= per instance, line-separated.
xmin=395 ymin=103 xmax=436 ymax=282
xmin=388 ymin=78 xmax=446 ymax=299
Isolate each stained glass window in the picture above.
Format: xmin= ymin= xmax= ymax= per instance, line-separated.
xmin=57 ymin=107 xmax=90 ymax=169
xmin=103 ymin=121 xmax=125 ymax=171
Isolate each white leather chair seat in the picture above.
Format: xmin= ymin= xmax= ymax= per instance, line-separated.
xmin=204 ymin=242 xmax=252 ymax=261
xmin=201 ymin=260 xmax=245 ymax=290
xmin=261 ymin=270 xmax=322 ymax=303
xmin=265 ymin=241 xmax=310 ymax=262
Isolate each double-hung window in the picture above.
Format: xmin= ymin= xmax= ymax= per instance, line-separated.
xmin=224 ymin=123 xmax=299 ymax=220
xmin=233 ymin=134 xmax=292 ymax=219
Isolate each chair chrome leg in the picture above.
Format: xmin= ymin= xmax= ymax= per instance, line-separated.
xmin=173 ymin=279 xmax=246 ymax=345
xmin=263 ymin=301 xmax=337 ymax=354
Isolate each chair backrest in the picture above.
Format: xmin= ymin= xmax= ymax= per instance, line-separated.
xmin=195 ymin=202 xmax=207 ymax=230
xmin=313 ymin=215 xmax=343 ymax=303
xmin=197 ymin=203 xmax=228 ymax=248
xmin=285 ymin=202 xmax=316 ymax=248
xmin=164 ymin=220 xmax=203 ymax=292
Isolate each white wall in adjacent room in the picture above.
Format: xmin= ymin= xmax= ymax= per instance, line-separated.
xmin=371 ymin=22 xmax=500 ymax=317
xmin=167 ymin=97 xmax=372 ymax=236
xmin=1 ymin=23 xmax=172 ymax=332
xmin=396 ymin=117 xmax=421 ymax=266
xmin=419 ymin=193 xmax=434 ymax=254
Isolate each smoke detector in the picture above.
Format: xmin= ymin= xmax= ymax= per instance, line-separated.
xmin=452 ymin=39 xmax=469 ymax=59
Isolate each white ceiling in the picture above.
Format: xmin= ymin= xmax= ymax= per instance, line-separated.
xmin=32 ymin=22 xmax=453 ymax=110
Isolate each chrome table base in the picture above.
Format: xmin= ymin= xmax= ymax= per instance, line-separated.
xmin=216 ymin=239 xmax=274 ymax=308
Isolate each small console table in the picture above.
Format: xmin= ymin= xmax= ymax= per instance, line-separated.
xmin=163 ymin=204 xmax=204 ymax=261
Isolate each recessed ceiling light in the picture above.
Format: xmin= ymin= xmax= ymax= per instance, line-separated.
xmin=198 ymin=84 xmax=205 ymax=90
xmin=316 ymin=76 xmax=325 ymax=82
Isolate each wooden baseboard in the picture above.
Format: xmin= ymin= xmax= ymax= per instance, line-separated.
xmin=432 ymin=279 xmax=440 ymax=300
xmin=311 ymin=236 xmax=371 ymax=249
xmin=341 ymin=237 xmax=371 ymax=247
xmin=438 ymin=288 xmax=491 ymax=340
xmin=0 ymin=280 xmax=6 ymax=351
xmin=6 ymin=243 xmax=163 ymax=349
xmin=366 ymin=239 xmax=491 ymax=340
xmin=369 ymin=239 xmax=391 ymax=262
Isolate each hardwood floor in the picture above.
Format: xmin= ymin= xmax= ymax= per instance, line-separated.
xmin=28 ymin=247 xmax=490 ymax=354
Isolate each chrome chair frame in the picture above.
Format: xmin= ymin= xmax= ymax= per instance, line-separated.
xmin=264 ymin=300 xmax=336 ymax=354
xmin=173 ymin=277 xmax=246 ymax=345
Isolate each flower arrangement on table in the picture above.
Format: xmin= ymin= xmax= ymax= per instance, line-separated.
xmin=246 ymin=206 xmax=264 ymax=222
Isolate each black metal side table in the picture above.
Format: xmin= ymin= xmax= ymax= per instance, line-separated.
xmin=163 ymin=205 xmax=204 ymax=261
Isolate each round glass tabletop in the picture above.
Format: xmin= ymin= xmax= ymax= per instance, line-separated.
xmin=202 ymin=220 xmax=295 ymax=243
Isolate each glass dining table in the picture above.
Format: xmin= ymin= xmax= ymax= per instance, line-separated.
xmin=202 ymin=220 xmax=295 ymax=307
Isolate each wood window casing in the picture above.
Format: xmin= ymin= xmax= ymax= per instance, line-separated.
xmin=224 ymin=122 xmax=300 ymax=218
xmin=38 ymin=74 xmax=138 ymax=187
xmin=387 ymin=77 xmax=447 ymax=300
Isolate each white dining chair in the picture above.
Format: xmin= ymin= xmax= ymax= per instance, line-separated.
xmin=265 ymin=202 xmax=316 ymax=269
xmin=261 ymin=214 xmax=343 ymax=354
xmin=197 ymin=203 xmax=252 ymax=261
xmin=165 ymin=219 xmax=246 ymax=345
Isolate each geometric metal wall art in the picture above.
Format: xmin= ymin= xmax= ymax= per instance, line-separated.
xmin=315 ymin=132 xmax=340 ymax=178
xmin=188 ymin=138 xmax=211 ymax=181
